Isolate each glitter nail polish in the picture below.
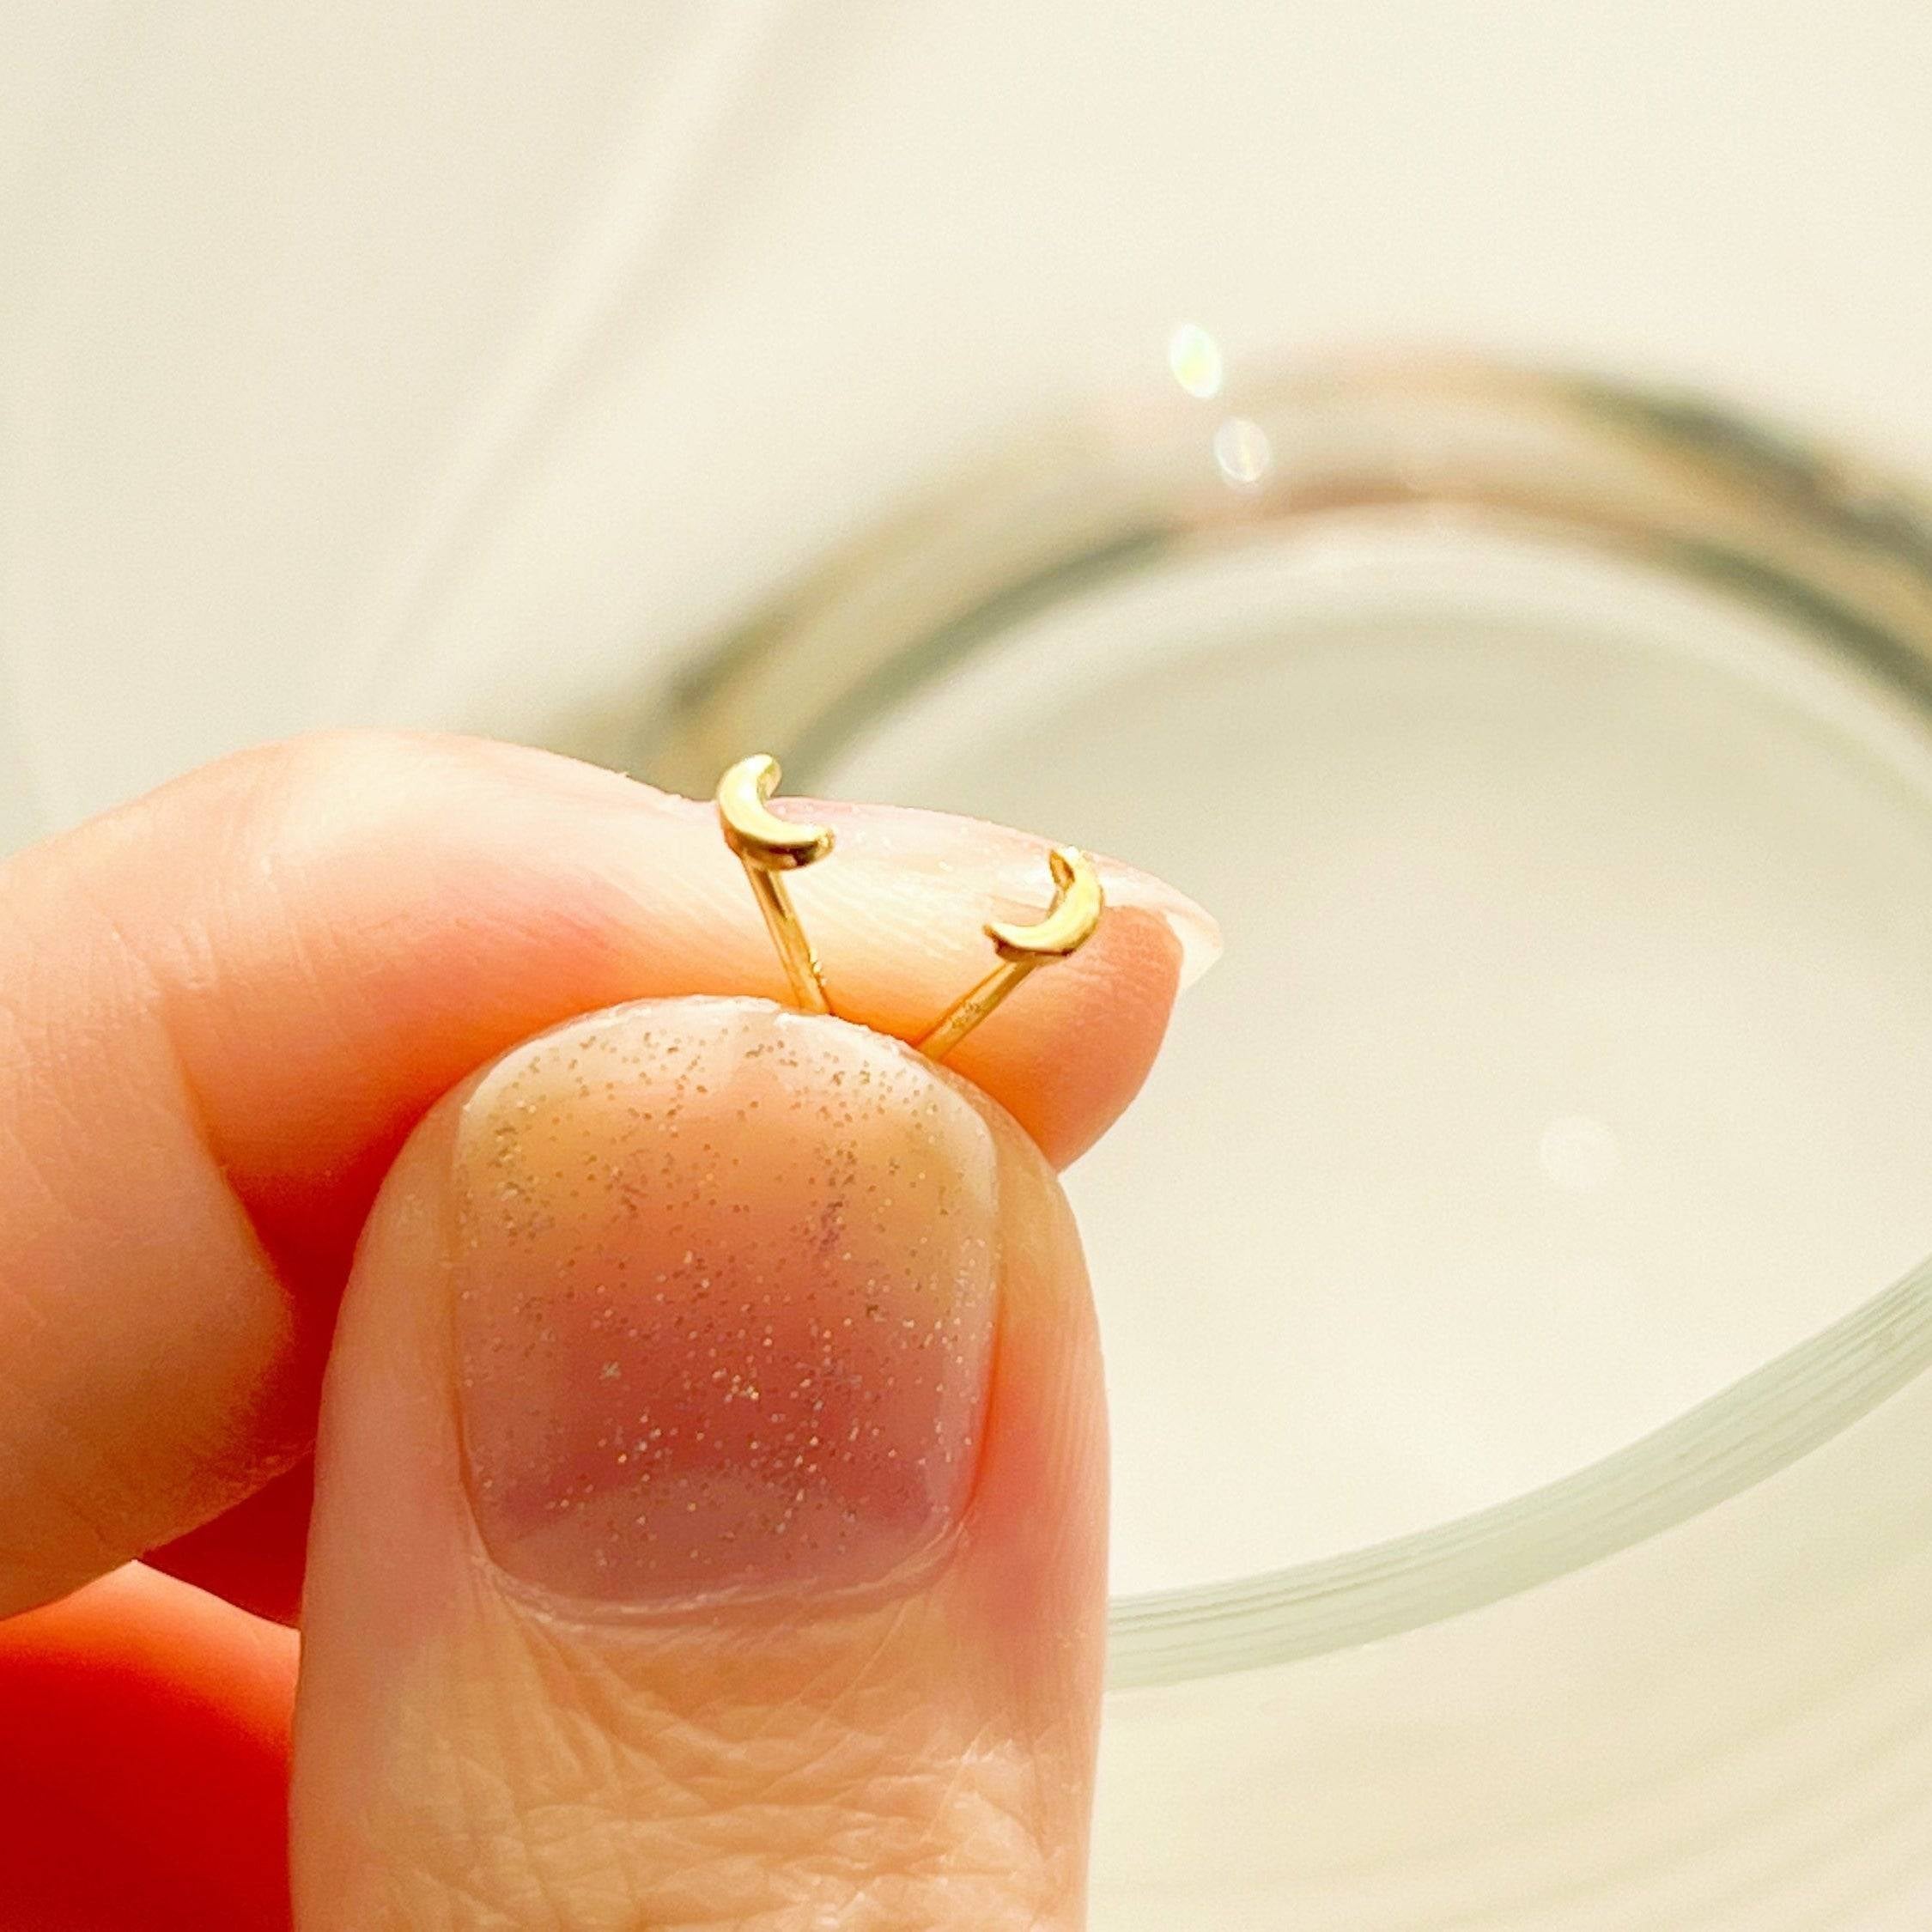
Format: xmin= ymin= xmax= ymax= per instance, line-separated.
xmin=452 ymin=997 xmax=999 ymax=1607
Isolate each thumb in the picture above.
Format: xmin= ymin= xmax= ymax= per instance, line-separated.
xmin=293 ymin=995 xmax=1108 ymax=1930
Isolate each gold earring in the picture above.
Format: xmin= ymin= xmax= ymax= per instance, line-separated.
xmin=917 ymin=846 xmax=1105 ymax=1060
xmin=716 ymin=754 xmax=835 ymax=1015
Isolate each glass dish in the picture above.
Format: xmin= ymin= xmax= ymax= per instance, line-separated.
xmin=590 ymin=355 xmax=1932 ymax=1929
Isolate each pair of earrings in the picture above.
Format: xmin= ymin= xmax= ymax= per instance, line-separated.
xmin=715 ymin=754 xmax=1103 ymax=1059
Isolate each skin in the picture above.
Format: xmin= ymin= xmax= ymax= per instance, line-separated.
xmin=0 ymin=732 xmax=1208 ymax=1931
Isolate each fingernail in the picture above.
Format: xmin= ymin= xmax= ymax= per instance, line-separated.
xmin=451 ymin=997 xmax=999 ymax=1607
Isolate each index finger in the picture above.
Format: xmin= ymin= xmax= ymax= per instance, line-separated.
xmin=0 ymin=730 xmax=1210 ymax=1618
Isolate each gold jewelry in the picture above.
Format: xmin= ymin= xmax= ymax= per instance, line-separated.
xmin=714 ymin=755 xmax=1105 ymax=1049
xmin=916 ymin=845 xmax=1104 ymax=1060
xmin=715 ymin=754 xmax=835 ymax=1014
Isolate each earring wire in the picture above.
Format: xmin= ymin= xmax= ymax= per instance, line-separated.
xmin=916 ymin=846 xmax=1104 ymax=1060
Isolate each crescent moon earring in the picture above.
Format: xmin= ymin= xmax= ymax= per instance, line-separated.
xmin=915 ymin=845 xmax=1105 ymax=1060
xmin=715 ymin=754 xmax=835 ymax=1015
xmin=714 ymin=756 xmax=1105 ymax=1050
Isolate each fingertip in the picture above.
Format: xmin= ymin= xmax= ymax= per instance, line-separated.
xmin=295 ymin=999 xmax=1109 ymax=1929
xmin=939 ymin=903 xmax=1187 ymax=1168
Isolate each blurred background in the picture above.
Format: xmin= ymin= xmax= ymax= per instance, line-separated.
xmin=7 ymin=3 xmax=1932 ymax=829
xmin=9 ymin=4 xmax=1932 ymax=1927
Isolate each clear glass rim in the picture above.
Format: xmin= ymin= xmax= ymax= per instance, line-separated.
xmin=599 ymin=353 xmax=1932 ymax=1688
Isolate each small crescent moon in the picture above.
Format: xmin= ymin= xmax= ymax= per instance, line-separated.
xmin=716 ymin=755 xmax=834 ymax=870
xmin=986 ymin=846 xmax=1104 ymax=960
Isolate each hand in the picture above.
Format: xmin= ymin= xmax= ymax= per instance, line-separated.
xmin=0 ymin=733 xmax=1202 ymax=1930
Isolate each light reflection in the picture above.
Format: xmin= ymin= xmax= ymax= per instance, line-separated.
xmin=1168 ymin=323 xmax=1224 ymax=399
xmin=1212 ymin=416 xmax=1272 ymax=488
